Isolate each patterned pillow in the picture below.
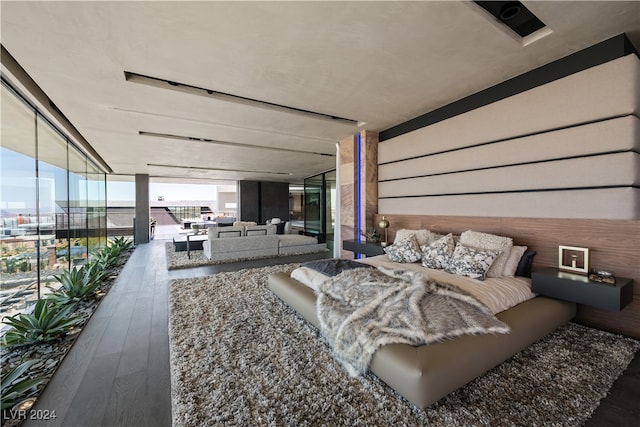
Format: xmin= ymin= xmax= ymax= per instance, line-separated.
xmin=445 ymin=243 xmax=499 ymax=280
xmin=459 ymin=230 xmax=513 ymax=278
xmin=384 ymin=235 xmax=422 ymax=263
xmin=420 ymin=233 xmax=455 ymax=269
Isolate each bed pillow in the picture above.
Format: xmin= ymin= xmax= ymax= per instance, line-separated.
xmin=393 ymin=229 xmax=441 ymax=246
xmin=445 ymin=243 xmax=499 ymax=280
xmin=420 ymin=233 xmax=455 ymax=270
xmin=459 ymin=230 xmax=513 ymax=278
xmin=384 ymin=234 xmax=422 ymax=263
xmin=515 ymin=249 xmax=537 ymax=277
xmin=502 ymin=245 xmax=527 ymax=277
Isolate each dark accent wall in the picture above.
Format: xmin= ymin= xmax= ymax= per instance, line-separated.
xmin=238 ymin=180 xmax=289 ymax=223
xmin=238 ymin=181 xmax=260 ymax=223
xmin=380 ymin=34 xmax=639 ymax=142
xmin=260 ymin=181 xmax=289 ymax=222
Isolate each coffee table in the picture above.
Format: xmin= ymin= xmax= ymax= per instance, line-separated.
xmin=172 ymin=234 xmax=207 ymax=259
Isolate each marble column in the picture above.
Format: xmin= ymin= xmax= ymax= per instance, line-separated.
xmin=359 ymin=130 xmax=379 ymax=241
xmin=338 ymin=130 xmax=379 ymax=259
xmin=339 ymin=135 xmax=356 ymax=259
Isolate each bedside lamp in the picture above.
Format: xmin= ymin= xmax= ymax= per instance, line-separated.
xmin=378 ymin=216 xmax=390 ymax=247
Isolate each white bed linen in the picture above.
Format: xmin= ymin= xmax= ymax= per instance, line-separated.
xmin=291 ymin=255 xmax=535 ymax=314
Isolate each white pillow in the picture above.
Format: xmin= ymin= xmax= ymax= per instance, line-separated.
xmin=502 ymin=245 xmax=528 ymax=277
xmin=459 ymin=230 xmax=513 ymax=278
xmin=394 ymin=229 xmax=441 ymax=247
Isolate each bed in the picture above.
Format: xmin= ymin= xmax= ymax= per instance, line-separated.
xmin=267 ymin=230 xmax=576 ymax=409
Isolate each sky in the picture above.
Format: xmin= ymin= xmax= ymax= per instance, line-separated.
xmin=107 ymin=182 xmax=222 ymax=202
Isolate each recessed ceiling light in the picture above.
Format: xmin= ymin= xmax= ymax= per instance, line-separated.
xmin=124 ymin=71 xmax=359 ymax=127
xmin=474 ymin=1 xmax=547 ymax=38
xmin=138 ymin=131 xmax=335 ymax=157
xmin=147 ymin=163 xmax=292 ymax=176
xmin=108 ymin=107 xmax=336 ymax=143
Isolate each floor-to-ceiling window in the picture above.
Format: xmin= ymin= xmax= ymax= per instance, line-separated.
xmin=324 ymin=170 xmax=337 ymax=249
xmin=87 ymin=160 xmax=106 ymax=254
xmin=303 ymin=170 xmax=336 ymax=246
xmin=36 ymin=114 xmax=70 ymax=296
xmin=0 ymin=78 xmax=107 ymax=323
xmin=304 ymin=174 xmax=323 ymax=241
xmin=106 ymin=176 xmax=135 ymax=238
xmin=0 ymin=84 xmax=39 ymax=316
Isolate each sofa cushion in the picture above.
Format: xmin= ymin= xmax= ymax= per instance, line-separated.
xmin=277 ymin=235 xmax=318 ymax=248
xmin=233 ymin=221 xmax=257 ymax=227
xmin=211 ymin=234 xmax=279 ymax=252
xmin=245 ymin=225 xmax=277 ymax=236
xmin=209 ymin=226 xmax=244 ymax=239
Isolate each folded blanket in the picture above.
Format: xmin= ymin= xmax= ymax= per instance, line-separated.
xmin=317 ymin=266 xmax=510 ymax=376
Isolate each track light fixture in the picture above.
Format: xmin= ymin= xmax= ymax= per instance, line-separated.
xmin=124 ymin=71 xmax=359 ymax=126
xmin=147 ymin=163 xmax=292 ymax=176
xmin=138 ymin=131 xmax=335 ymax=157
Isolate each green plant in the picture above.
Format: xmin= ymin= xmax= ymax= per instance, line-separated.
xmin=1 ymin=360 xmax=47 ymax=411
xmin=91 ymin=245 xmax=119 ymax=269
xmin=1 ymin=299 xmax=80 ymax=347
xmin=109 ymin=236 xmax=133 ymax=253
xmin=4 ymin=257 xmax=17 ymax=274
xmin=18 ymin=258 xmax=30 ymax=272
xmin=360 ymin=228 xmax=380 ymax=243
xmin=46 ymin=264 xmax=106 ymax=305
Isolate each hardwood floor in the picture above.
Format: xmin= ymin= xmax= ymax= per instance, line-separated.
xmin=23 ymin=238 xmax=638 ymax=426
xmin=585 ymin=351 xmax=640 ymax=426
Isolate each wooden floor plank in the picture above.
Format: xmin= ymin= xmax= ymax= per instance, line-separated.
xmin=102 ymin=371 xmax=151 ymax=427
xmin=61 ymin=352 xmax=120 ymax=427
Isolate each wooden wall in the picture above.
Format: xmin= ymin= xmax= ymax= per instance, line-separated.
xmin=373 ymin=213 xmax=639 ymax=338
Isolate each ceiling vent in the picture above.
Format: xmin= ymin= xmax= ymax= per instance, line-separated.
xmin=474 ymin=1 xmax=546 ymax=38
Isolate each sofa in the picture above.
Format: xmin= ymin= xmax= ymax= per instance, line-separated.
xmin=277 ymin=234 xmax=328 ymax=255
xmin=202 ymin=224 xmax=327 ymax=262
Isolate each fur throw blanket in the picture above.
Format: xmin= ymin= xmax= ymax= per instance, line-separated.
xmin=316 ymin=266 xmax=510 ymax=376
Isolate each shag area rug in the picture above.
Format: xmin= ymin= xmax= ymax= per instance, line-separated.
xmin=168 ymin=264 xmax=639 ymax=427
xmin=165 ymin=242 xmax=327 ymax=270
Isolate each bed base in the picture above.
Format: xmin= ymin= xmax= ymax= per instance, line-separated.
xmin=267 ymin=272 xmax=576 ymax=409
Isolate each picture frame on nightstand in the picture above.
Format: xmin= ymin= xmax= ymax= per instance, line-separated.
xmin=558 ymin=245 xmax=589 ymax=275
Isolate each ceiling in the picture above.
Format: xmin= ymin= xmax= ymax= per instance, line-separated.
xmin=2 ymin=1 xmax=639 ymax=184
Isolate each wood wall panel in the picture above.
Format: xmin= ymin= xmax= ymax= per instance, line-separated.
xmin=373 ymin=214 xmax=640 ymax=338
xmin=361 ymin=130 xmax=379 ymax=235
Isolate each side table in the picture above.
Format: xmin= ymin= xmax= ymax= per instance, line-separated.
xmin=531 ymin=267 xmax=633 ymax=311
xmin=342 ymin=239 xmax=386 ymax=257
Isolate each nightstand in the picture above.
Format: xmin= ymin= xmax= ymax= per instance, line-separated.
xmin=342 ymin=239 xmax=386 ymax=257
xmin=531 ymin=267 xmax=633 ymax=311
